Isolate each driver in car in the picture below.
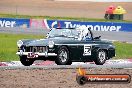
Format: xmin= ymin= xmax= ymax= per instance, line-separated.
xmin=84 ymin=32 xmax=91 ymax=40
xmin=77 ymin=26 xmax=92 ymax=41
xmin=80 ymin=27 xmax=91 ymax=40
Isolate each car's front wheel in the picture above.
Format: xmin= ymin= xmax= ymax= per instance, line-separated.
xmin=20 ymin=56 xmax=34 ymax=66
xmin=55 ymin=46 xmax=72 ymax=65
xmin=95 ymin=50 xmax=107 ymax=65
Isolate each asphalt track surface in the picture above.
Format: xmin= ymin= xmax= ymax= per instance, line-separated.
xmin=0 ymin=59 xmax=132 ymax=69
xmin=0 ymin=63 xmax=132 ymax=70
xmin=0 ymin=27 xmax=132 ymax=42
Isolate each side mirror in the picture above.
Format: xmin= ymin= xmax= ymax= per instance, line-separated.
xmin=98 ymin=36 xmax=101 ymax=38
xmin=94 ymin=36 xmax=101 ymax=40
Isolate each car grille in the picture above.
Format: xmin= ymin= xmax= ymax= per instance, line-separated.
xmin=25 ymin=46 xmax=48 ymax=53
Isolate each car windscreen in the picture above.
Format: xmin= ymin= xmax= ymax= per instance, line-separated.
xmin=47 ymin=29 xmax=79 ymax=38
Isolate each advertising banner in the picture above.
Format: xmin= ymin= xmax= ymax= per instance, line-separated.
xmin=0 ymin=18 xmax=132 ymax=32
xmin=46 ymin=20 xmax=132 ymax=32
xmin=30 ymin=19 xmax=49 ymax=29
xmin=0 ymin=18 xmax=30 ymax=28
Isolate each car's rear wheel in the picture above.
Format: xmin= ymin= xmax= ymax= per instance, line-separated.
xmin=55 ymin=46 xmax=72 ymax=65
xmin=95 ymin=50 xmax=107 ymax=65
xmin=20 ymin=56 xmax=34 ymax=66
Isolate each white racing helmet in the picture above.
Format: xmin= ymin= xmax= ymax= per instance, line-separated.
xmin=77 ymin=26 xmax=88 ymax=40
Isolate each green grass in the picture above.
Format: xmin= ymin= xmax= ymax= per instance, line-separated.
xmin=0 ymin=33 xmax=43 ymax=61
xmin=113 ymin=42 xmax=132 ymax=59
xmin=0 ymin=33 xmax=132 ymax=61
xmin=0 ymin=13 xmax=132 ymax=23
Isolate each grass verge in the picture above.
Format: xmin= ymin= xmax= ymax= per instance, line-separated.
xmin=0 ymin=33 xmax=43 ymax=61
xmin=0 ymin=33 xmax=132 ymax=62
xmin=113 ymin=42 xmax=132 ymax=59
xmin=0 ymin=13 xmax=132 ymax=23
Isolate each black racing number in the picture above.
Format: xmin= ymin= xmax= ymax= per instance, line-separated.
xmin=83 ymin=45 xmax=91 ymax=56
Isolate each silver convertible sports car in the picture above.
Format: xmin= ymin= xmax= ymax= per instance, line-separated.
xmin=16 ymin=27 xmax=115 ymax=66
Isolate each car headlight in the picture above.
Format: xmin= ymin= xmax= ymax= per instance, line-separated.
xmin=109 ymin=44 xmax=115 ymax=48
xmin=17 ymin=40 xmax=23 ymax=47
xmin=48 ymin=41 xmax=54 ymax=48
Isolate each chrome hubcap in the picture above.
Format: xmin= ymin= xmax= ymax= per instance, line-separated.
xmin=59 ymin=50 xmax=68 ymax=63
xmin=98 ymin=51 xmax=106 ymax=62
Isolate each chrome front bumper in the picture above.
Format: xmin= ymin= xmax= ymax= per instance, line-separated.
xmin=16 ymin=52 xmax=57 ymax=57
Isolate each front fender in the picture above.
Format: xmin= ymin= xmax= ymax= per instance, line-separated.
xmin=19 ymin=39 xmax=35 ymax=45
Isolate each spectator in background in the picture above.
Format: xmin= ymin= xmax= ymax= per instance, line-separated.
xmin=113 ymin=6 xmax=126 ymax=20
xmin=104 ymin=5 xmax=115 ymax=20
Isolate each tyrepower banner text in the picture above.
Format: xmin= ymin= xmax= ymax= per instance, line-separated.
xmin=46 ymin=20 xmax=132 ymax=32
xmin=0 ymin=18 xmax=30 ymax=28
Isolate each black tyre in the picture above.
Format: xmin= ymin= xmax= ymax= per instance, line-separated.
xmin=20 ymin=56 xmax=34 ymax=66
xmin=76 ymin=75 xmax=87 ymax=85
xmin=55 ymin=46 xmax=72 ymax=65
xmin=95 ymin=50 xmax=107 ymax=65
